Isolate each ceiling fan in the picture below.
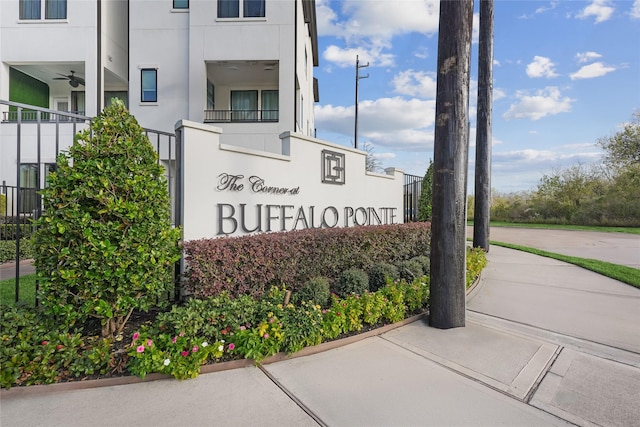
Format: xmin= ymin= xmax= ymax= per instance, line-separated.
xmin=53 ymin=70 xmax=85 ymax=88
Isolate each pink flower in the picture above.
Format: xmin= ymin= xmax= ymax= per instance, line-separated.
xmin=136 ymin=345 xmax=145 ymax=353
xmin=172 ymin=336 xmax=177 ymax=344
xmin=192 ymin=345 xmax=199 ymax=353
xmin=221 ymin=329 xmax=227 ymax=335
xmin=263 ymin=333 xmax=269 ymax=339
xmin=269 ymin=318 xmax=275 ymax=324
xmin=181 ymin=351 xmax=189 ymax=357
xmin=41 ymin=341 xmax=49 ymax=346
xmin=240 ymin=326 xmax=246 ymax=331
xmin=228 ymin=343 xmax=235 ymax=351
xmin=179 ymin=332 xmax=185 ymax=337
xmin=146 ymin=339 xmax=153 ymax=347
xmin=322 ymin=310 xmax=327 ymax=314
xmin=132 ymin=332 xmax=140 ymax=341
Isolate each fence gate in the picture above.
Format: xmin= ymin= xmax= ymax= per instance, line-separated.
xmin=403 ymin=173 xmax=423 ymax=222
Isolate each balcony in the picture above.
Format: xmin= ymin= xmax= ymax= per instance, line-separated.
xmin=203 ymin=109 xmax=279 ymax=123
xmin=2 ymin=110 xmax=86 ymax=123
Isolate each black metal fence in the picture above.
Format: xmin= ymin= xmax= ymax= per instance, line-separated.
xmin=0 ymin=100 xmax=178 ymax=306
xmin=404 ymin=173 xmax=424 ymax=223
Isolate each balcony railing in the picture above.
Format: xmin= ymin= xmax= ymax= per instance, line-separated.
xmin=204 ymin=109 xmax=279 ymax=123
xmin=2 ymin=110 xmax=86 ymax=122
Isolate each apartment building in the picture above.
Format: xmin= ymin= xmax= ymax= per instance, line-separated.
xmin=1 ymin=0 xmax=319 ymax=154
xmin=1 ymin=0 xmax=319 ymax=216
xmin=0 ymin=0 xmax=129 ymax=119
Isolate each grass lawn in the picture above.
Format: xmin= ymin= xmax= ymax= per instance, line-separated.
xmin=0 ymin=274 xmax=37 ymax=306
xmin=467 ymin=221 xmax=640 ymax=235
xmin=491 ymin=241 xmax=640 ymax=289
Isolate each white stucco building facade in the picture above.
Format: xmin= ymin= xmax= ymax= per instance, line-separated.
xmin=1 ymin=0 xmax=320 ymax=201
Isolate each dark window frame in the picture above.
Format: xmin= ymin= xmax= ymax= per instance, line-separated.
xmin=173 ymin=0 xmax=189 ymax=9
xmin=141 ymin=69 xmax=158 ymax=103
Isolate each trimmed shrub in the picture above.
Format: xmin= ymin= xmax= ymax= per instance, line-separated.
xmin=368 ymin=262 xmax=399 ymax=292
xmin=0 ymin=239 xmax=34 ymax=263
xmin=411 ymin=255 xmax=430 ymax=276
xmin=293 ymin=277 xmax=331 ymax=307
xmin=396 ymin=259 xmax=423 ymax=282
xmin=335 ymin=268 xmax=369 ymax=297
xmin=33 ymin=100 xmax=181 ymax=337
xmin=184 ymin=222 xmax=431 ymax=299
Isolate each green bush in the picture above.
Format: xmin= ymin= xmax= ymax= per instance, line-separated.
xmin=293 ymin=277 xmax=331 ymax=307
xmin=0 ymin=223 xmax=35 ymax=240
xmin=0 ymin=306 xmax=112 ymax=389
xmin=0 ymin=194 xmax=5 ymax=216
xmin=335 ymin=268 xmax=369 ymax=297
xmin=396 ymin=259 xmax=423 ymax=282
xmin=33 ymin=100 xmax=181 ymax=337
xmin=0 ymin=238 xmax=34 ymax=262
xmin=411 ymin=255 xmax=430 ymax=276
xmin=368 ymin=262 xmax=399 ymax=292
xmin=184 ymin=222 xmax=431 ymax=299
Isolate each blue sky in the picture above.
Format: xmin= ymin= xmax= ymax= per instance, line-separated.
xmin=312 ymin=0 xmax=640 ymax=193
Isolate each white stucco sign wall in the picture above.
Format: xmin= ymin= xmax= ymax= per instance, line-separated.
xmin=176 ymin=120 xmax=404 ymax=241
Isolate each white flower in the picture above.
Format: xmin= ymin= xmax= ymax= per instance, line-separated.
xmin=218 ymin=345 xmax=224 ymax=352
xmin=163 ymin=359 xmax=171 ymax=366
xmin=220 ymin=339 xmax=225 ymax=343
xmin=201 ymin=341 xmax=208 ymax=348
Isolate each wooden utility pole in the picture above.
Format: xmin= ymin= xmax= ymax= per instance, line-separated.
xmin=473 ymin=0 xmax=494 ymax=252
xmin=429 ymin=0 xmax=474 ymax=329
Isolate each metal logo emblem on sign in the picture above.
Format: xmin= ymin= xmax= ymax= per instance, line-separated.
xmin=321 ymin=150 xmax=345 ymax=185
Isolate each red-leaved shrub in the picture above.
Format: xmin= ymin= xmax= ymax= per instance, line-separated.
xmin=183 ymin=223 xmax=431 ymax=299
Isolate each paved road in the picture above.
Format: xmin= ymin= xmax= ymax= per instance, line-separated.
xmin=471 ymin=226 xmax=640 ymax=269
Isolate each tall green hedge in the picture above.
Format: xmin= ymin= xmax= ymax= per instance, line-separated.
xmin=33 ymin=100 xmax=181 ymax=337
xmin=184 ymin=222 xmax=431 ymax=299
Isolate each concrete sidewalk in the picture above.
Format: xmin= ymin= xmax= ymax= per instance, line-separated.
xmin=2 ymin=231 xmax=639 ymax=427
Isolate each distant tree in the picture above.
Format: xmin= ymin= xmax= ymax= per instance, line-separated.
xmin=598 ymin=111 xmax=640 ymax=170
xmin=417 ymin=160 xmax=434 ymax=221
xmin=362 ymin=141 xmax=382 ymax=172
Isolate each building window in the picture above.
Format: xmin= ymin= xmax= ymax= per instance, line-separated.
xmin=46 ymin=0 xmax=66 ymax=19
xmin=218 ymin=0 xmax=239 ymax=18
xmin=261 ymin=90 xmax=278 ymax=121
xmin=20 ymin=0 xmax=41 ymax=19
xmin=173 ymin=0 xmax=188 ymax=9
xmin=20 ymin=0 xmax=67 ymax=20
xmin=141 ymin=69 xmax=158 ymax=102
xmin=218 ymin=0 xmax=264 ymax=18
xmin=231 ymin=90 xmax=258 ymax=121
xmin=244 ymin=0 xmax=265 ymax=17
xmin=207 ymin=80 xmax=215 ymax=110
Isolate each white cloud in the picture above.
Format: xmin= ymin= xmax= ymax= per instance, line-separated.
xmin=493 ymin=88 xmax=507 ymax=101
xmin=576 ymin=0 xmax=614 ymax=23
xmin=575 ymin=51 xmax=602 ymax=63
xmin=315 ymin=97 xmax=437 ymax=150
xmin=519 ymin=1 xmax=559 ymax=19
xmin=570 ymin=62 xmax=616 ymax=79
xmin=503 ymin=87 xmax=574 ymax=121
xmin=630 ymin=0 xmax=640 ymax=18
xmin=413 ymin=47 xmax=429 ymax=60
xmin=391 ymin=70 xmax=438 ymax=99
xmin=323 ymin=44 xmax=395 ymax=68
xmin=526 ymin=56 xmax=559 ymax=78
xmin=317 ymin=0 xmax=440 ymax=68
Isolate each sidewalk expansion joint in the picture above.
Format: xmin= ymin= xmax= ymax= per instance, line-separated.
xmin=467 ymin=310 xmax=640 ymax=366
xmin=379 ymin=334 xmax=532 ymax=403
xmin=257 ymin=364 xmax=328 ymax=427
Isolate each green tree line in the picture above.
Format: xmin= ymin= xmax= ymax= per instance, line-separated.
xmin=477 ymin=112 xmax=640 ymax=227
